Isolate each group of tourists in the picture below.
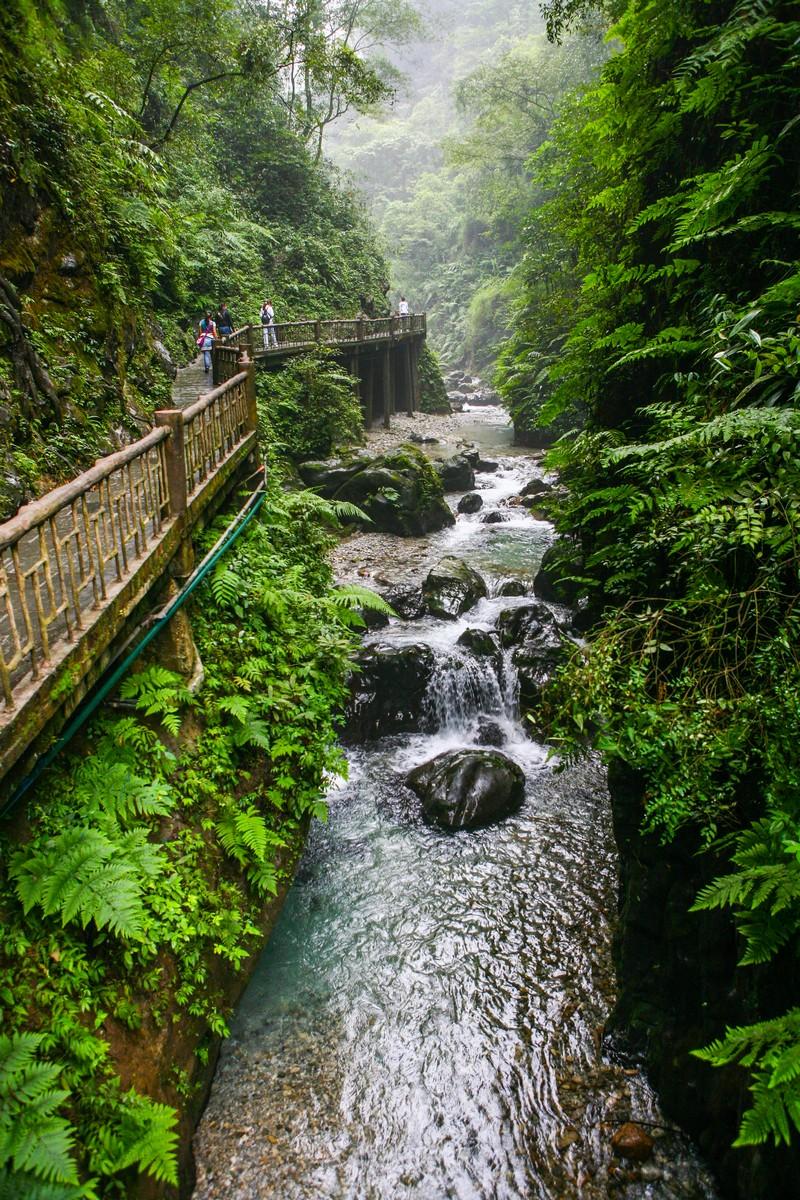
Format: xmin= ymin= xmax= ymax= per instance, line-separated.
xmin=196 ymin=295 xmax=412 ymax=372
xmin=195 ymin=299 xmax=279 ymax=371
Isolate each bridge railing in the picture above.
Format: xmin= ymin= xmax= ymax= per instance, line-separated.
xmin=219 ymin=313 xmax=427 ymax=359
xmin=0 ymin=429 xmax=172 ymax=706
xmin=0 ymin=357 xmax=257 ymax=717
xmin=183 ymin=372 xmax=252 ymax=499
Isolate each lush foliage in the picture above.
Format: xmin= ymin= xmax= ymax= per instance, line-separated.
xmin=0 ymin=480 xmax=385 ymax=1195
xmin=259 ymin=351 xmax=363 ymax=460
xmin=514 ymin=0 xmax=800 ymax=1152
xmin=0 ymin=0 xmax=395 ymax=517
xmin=329 ymin=0 xmax=605 ymax=368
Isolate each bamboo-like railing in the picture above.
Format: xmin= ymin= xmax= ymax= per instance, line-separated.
xmin=0 ymin=358 xmax=257 ymax=717
xmin=221 ymin=312 xmax=426 ymax=358
xmin=0 ymin=309 xmax=427 ymax=775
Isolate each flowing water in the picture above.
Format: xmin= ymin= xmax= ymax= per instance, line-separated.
xmin=193 ymin=406 xmax=719 ymax=1200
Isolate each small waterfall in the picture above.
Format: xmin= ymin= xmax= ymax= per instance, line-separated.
xmin=423 ymin=648 xmax=514 ymax=736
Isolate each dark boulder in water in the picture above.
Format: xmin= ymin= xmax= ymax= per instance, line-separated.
xmin=422 ymin=556 xmax=487 ymax=619
xmin=475 ymin=721 xmax=506 ymax=747
xmin=435 ymin=454 xmax=475 ymax=492
xmin=343 ymin=642 xmax=436 ymax=742
xmin=457 ymin=491 xmax=483 ymax=514
xmin=406 ymin=748 xmax=525 ymax=830
xmin=383 ymin=584 xmax=427 ymax=621
xmin=496 ymin=603 xmax=570 ymax=708
xmin=498 ymin=579 xmax=528 ymax=597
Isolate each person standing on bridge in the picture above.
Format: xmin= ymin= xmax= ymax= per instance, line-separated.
xmin=197 ymin=311 xmax=217 ymax=373
xmin=217 ymin=302 xmax=234 ymax=337
xmin=260 ymin=299 xmax=278 ymax=349
xmin=398 ymin=296 xmax=410 ymax=324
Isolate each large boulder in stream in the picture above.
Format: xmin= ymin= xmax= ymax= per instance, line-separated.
xmin=434 ymin=454 xmax=475 ymax=492
xmin=343 ymin=642 xmax=436 ymax=742
xmin=496 ymin=602 xmax=572 ymax=708
xmin=533 ymin=539 xmax=584 ymax=605
xmin=298 ymin=445 xmax=454 ymax=536
xmin=422 ymin=556 xmax=487 ymax=619
xmin=407 ymin=748 xmax=525 ymax=831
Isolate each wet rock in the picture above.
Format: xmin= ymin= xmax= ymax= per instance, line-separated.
xmin=457 ymin=491 xmax=483 ymax=514
xmin=422 ymin=556 xmax=487 ymax=619
xmin=498 ymin=579 xmax=528 ymax=597
xmin=475 ymin=721 xmax=506 ymax=747
xmin=457 ymin=627 xmax=500 ymax=658
xmin=476 ymin=458 xmax=499 ymax=472
xmin=435 ymin=454 xmax=475 ymax=492
xmin=458 ymin=446 xmax=481 ymax=466
xmin=298 ymin=455 xmax=372 ymax=491
xmin=153 ymin=339 xmax=177 ymax=380
xmin=383 ymin=584 xmax=427 ymax=621
xmin=58 ymin=252 xmax=79 ymax=275
xmin=406 ymin=748 xmax=525 ymax=831
xmin=481 ymin=510 xmax=508 ymax=524
xmin=521 ymin=477 xmax=553 ymax=498
xmin=343 ymin=643 xmax=436 ymax=742
xmin=534 ymin=539 xmax=584 ymax=605
xmin=610 ymin=1122 xmax=655 ymax=1162
xmin=301 ymin=447 xmax=454 ymax=536
xmin=496 ymin=602 xmax=559 ymax=650
xmin=497 ymin=603 xmax=570 ymax=708
xmin=409 ymin=433 xmax=439 ymax=445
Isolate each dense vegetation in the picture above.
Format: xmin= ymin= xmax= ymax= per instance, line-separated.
xmin=504 ymin=0 xmax=800 ymax=1158
xmin=0 ymin=0 xmax=398 ymax=518
xmin=0 ymin=1 xmax=403 ymax=1193
xmin=0 ymin=473 xmax=394 ymax=1195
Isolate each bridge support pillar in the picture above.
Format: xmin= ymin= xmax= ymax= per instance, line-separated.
xmin=410 ymin=341 xmax=421 ymax=413
xmin=404 ymin=343 xmax=414 ymax=416
xmin=362 ymin=358 xmax=374 ymax=426
xmin=382 ymin=346 xmax=392 ymax=429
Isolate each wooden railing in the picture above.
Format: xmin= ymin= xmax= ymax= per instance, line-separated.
xmin=0 ymin=430 xmax=171 ymax=706
xmin=0 ymin=309 xmax=427 ymax=781
xmin=221 ymin=313 xmax=426 ymax=360
xmin=0 ymin=356 xmax=258 ymax=731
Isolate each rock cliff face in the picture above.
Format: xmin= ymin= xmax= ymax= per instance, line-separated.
xmin=609 ymin=764 xmax=800 ymax=1200
xmin=0 ymin=193 xmax=183 ymax=518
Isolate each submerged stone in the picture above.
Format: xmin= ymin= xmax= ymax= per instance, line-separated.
xmin=406 ymin=748 xmax=525 ymax=830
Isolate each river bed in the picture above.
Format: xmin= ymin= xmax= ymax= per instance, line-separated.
xmin=192 ymin=405 xmax=719 ymax=1200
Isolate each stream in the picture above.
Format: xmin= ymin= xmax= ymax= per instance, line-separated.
xmin=192 ymin=406 xmax=719 ymax=1200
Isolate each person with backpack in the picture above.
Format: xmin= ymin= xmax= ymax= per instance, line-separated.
xmin=197 ymin=311 xmax=217 ymax=373
xmin=217 ymin=302 xmax=234 ymax=337
xmin=260 ymin=299 xmax=277 ymax=348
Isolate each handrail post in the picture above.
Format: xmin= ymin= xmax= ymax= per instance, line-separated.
xmin=357 ymin=318 xmax=365 ymax=343
xmin=390 ymin=316 xmax=398 ymax=339
xmin=246 ymin=323 xmax=255 ymax=358
xmin=239 ymin=349 xmax=258 ymax=432
xmin=314 ymin=319 xmax=322 ymax=342
xmin=154 ymin=409 xmax=188 ymax=518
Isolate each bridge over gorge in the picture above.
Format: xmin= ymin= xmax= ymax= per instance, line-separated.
xmin=0 ymin=313 xmax=427 ymax=793
xmin=216 ymin=313 xmax=427 ymax=426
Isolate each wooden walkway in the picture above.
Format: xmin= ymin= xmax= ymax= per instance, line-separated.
xmin=0 ymin=313 xmax=427 ymax=788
